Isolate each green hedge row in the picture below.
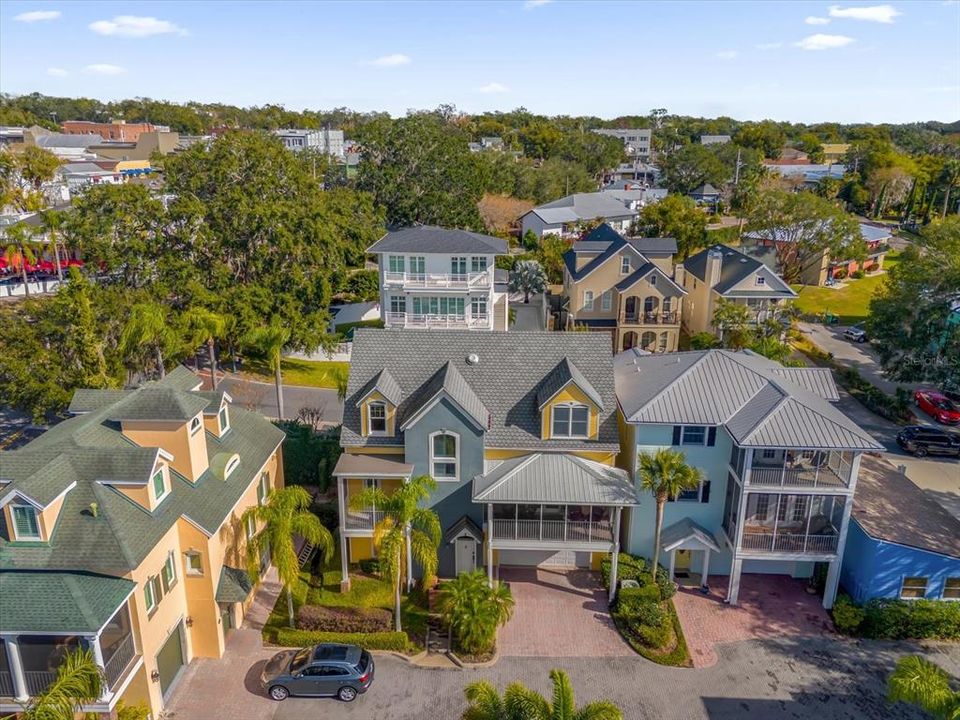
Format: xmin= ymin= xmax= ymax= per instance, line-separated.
xmin=600 ymin=553 xmax=676 ymax=600
xmin=832 ymin=595 xmax=960 ymax=640
xmin=275 ymin=628 xmax=410 ymax=651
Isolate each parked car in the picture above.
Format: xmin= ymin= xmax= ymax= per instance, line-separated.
xmin=843 ymin=324 xmax=868 ymax=343
xmin=914 ymin=389 xmax=960 ymax=425
xmin=896 ymin=426 xmax=960 ymax=458
xmin=261 ymin=643 xmax=374 ymax=702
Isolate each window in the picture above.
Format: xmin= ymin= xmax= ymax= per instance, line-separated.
xmin=762 ymin=449 xmax=777 ymax=459
xmin=583 ymin=291 xmax=594 ymax=311
xmin=552 ymin=404 xmax=590 ymax=438
xmin=225 ymin=456 xmax=240 ymax=478
xmin=792 ymin=496 xmax=809 ymax=523
xmin=144 ymin=575 xmax=162 ymax=614
xmin=471 ymin=297 xmax=487 ymax=317
xmin=900 ymin=576 xmax=928 ymax=599
xmin=190 ymin=416 xmax=202 ymax=435
xmin=662 ymin=297 xmax=672 ymax=313
xmin=620 ymin=256 xmax=631 ymax=274
xmin=451 ymin=256 xmax=467 ymax=275
xmin=676 ymin=484 xmax=701 ymax=501
xmin=649 ymin=275 xmax=657 ymax=286
xmin=218 ymin=406 xmax=230 ymax=433
xmin=258 ymin=471 xmax=270 ymax=503
xmin=11 ymin=505 xmax=40 ymax=540
xmin=943 ymin=578 xmax=960 ymax=600
xmin=470 ymin=256 xmax=487 ymax=273
xmin=409 ymin=256 xmax=425 ymax=275
xmin=681 ymin=426 xmax=707 ymax=446
xmin=246 ymin=514 xmax=257 ymax=540
xmin=754 ymin=495 xmax=770 ymax=520
xmin=185 ymin=551 xmax=203 ymax=576
xmin=388 ymin=255 xmax=405 ymax=273
xmin=430 ymin=432 xmax=459 ymax=480
xmin=390 ymin=296 xmax=406 ymax=314
xmin=162 ymin=551 xmax=177 ymax=592
xmin=658 ymin=332 xmax=669 ymax=352
xmin=601 ymin=290 xmax=612 ymax=311
xmin=756 ymin=276 xmax=766 ymax=286
xmin=368 ymin=402 xmax=387 ymax=435
xmin=152 ymin=469 xmax=166 ymax=502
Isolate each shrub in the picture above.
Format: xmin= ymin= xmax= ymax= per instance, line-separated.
xmin=617 ymin=598 xmax=665 ymax=628
xmin=861 ymin=599 xmax=960 ymax=640
xmin=654 ymin=567 xmax=677 ymax=600
xmin=276 ymin=628 xmax=410 ymax=651
xmin=436 ymin=571 xmax=514 ymax=655
xmin=600 ymin=553 xmax=647 ymax=588
xmin=358 ymin=558 xmax=381 ymax=576
xmin=618 ymin=584 xmax=661 ymax=604
xmin=296 ymin=605 xmax=393 ymax=634
xmin=275 ymin=421 xmax=341 ymax=490
xmin=851 ymin=270 xmax=865 ymax=279
xmin=831 ymin=595 xmax=865 ymax=634
xmin=636 ymin=622 xmax=671 ymax=649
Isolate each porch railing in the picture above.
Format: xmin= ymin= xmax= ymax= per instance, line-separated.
xmin=384 ymin=312 xmax=491 ymax=330
xmin=740 ymin=531 xmax=839 ymax=554
xmin=0 ymin=671 xmax=13 ymax=697
xmin=344 ymin=508 xmax=385 ymax=531
xmin=491 ymin=519 xmax=613 ymax=544
xmin=383 ymin=271 xmax=491 ymax=289
xmin=24 ymin=670 xmax=57 ymax=696
xmin=749 ymin=455 xmax=852 ymax=489
xmin=620 ymin=311 xmax=679 ymax=325
xmin=103 ymin=634 xmax=136 ymax=688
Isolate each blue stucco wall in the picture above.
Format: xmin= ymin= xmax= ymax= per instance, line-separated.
xmin=403 ymin=396 xmax=486 ymax=577
xmin=841 ymin=520 xmax=960 ymax=603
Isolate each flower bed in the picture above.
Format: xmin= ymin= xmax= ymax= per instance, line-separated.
xmin=297 ymin=604 xmax=393 ymax=634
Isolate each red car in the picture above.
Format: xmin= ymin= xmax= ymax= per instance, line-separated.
xmin=914 ymin=389 xmax=960 ymax=425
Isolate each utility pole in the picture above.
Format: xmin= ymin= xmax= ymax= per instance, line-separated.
xmin=734 ymin=148 xmax=743 ymax=185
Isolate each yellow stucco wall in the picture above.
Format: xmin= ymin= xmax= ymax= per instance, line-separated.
xmin=591 ymin=552 xmax=603 ymax=570
xmin=122 ymin=419 xmax=209 ymax=482
xmin=359 ymin=391 xmax=396 ymax=437
xmin=541 ymin=385 xmax=600 ymax=440
xmin=484 ymin=448 xmax=617 ymax=466
xmin=349 ymin=536 xmax=374 ymax=561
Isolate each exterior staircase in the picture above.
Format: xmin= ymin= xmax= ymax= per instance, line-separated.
xmin=297 ymin=541 xmax=316 ymax=568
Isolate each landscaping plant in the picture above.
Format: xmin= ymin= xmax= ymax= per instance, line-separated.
xmin=887 ymin=656 xmax=960 ymax=720
xmin=20 ymin=647 xmax=103 ymax=720
xmin=436 ymin=570 xmax=514 ymax=655
xmin=462 ymin=668 xmax=622 ymax=720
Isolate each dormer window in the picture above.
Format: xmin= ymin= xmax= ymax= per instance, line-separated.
xmin=756 ymin=276 xmax=766 ymax=286
xmin=218 ymin=406 xmax=230 ymax=434
xmin=225 ymin=456 xmax=240 ymax=479
xmin=368 ymin=402 xmax=387 ymax=435
xmin=189 ymin=416 xmax=202 ymax=435
xmin=11 ymin=505 xmax=41 ymax=540
xmin=152 ymin=469 xmax=167 ymax=502
xmin=552 ymin=403 xmax=589 ymax=439
xmin=621 ymin=256 xmax=631 ymax=274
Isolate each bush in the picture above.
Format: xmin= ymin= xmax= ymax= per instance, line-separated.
xmin=655 ymin=567 xmax=677 ymax=600
xmin=276 ymin=628 xmax=410 ymax=651
xmin=600 ymin=553 xmax=647 ymax=588
xmin=617 ymin=597 xmax=665 ymax=627
xmin=618 ymin=584 xmax=662 ymax=604
xmin=358 ymin=558 xmax=381 ymax=576
xmin=296 ymin=605 xmax=393 ymax=634
xmin=861 ymin=598 xmax=960 ymax=640
xmin=851 ymin=270 xmax=865 ymax=279
xmin=636 ymin=622 xmax=671 ymax=649
xmin=275 ymin=421 xmax=341 ymax=490
xmin=831 ymin=595 xmax=865 ymax=634
xmin=436 ymin=570 xmax=514 ymax=655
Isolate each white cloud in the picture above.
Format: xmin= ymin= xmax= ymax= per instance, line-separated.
xmin=367 ymin=53 xmax=411 ymax=67
xmin=14 ymin=10 xmax=61 ymax=22
xmin=84 ymin=64 xmax=126 ymax=76
xmin=794 ymin=33 xmax=856 ymax=50
xmin=756 ymin=42 xmax=783 ymax=50
xmin=89 ymin=15 xmax=187 ymax=37
xmin=805 ymin=16 xmax=831 ymax=25
xmin=716 ymin=50 xmax=738 ymax=60
xmin=478 ymin=82 xmax=509 ymax=93
xmin=524 ymin=0 xmax=552 ymax=9
xmin=828 ymin=5 xmax=901 ymax=23
xmin=46 ymin=67 xmax=68 ymax=77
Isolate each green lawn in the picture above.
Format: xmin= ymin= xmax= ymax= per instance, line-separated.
xmin=242 ymin=357 xmax=349 ymax=389
xmin=790 ymin=252 xmax=899 ymax=325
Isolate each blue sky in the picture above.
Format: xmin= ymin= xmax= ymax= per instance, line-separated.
xmin=1 ymin=1 xmax=958 ymax=123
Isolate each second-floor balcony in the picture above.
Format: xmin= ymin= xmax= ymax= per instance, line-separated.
xmin=384 ymin=312 xmax=491 ymax=330
xmin=747 ymin=449 xmax=855 ymax=490
xmin=343 ymin=507 xmax=386 ymax=532
xmin=489 ymin=504 xmax=615 ymax=547
xmin=735 ymin=492 xmax=846 ymax=556
xmin=383 ymin=270 xmax=491 ymax=289
xmin=620 ymin=310 xmax=679 ymax=325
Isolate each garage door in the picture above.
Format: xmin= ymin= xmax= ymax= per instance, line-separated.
xmin=499 ymin=550 xmax=590 ymax=568
xmin=156 ymin=623 xmax=185 ymax=699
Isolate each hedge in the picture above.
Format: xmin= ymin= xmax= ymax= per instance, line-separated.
xmin=297 ymin=605 xmax=393 ymax=634
xmin=832 ymin=595 xmax=960 ymax=640
xmin=275 ymin=628 xmax=411 ymax=651
xmin=601 ymin=553 xmax=676 ymax=600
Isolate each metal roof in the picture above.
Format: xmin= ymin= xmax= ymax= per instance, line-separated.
xmin=332 ymin=454 xmax=413 ymax=478
xmin=367 ymin=226 xmax=508 ymax=254
xmin=660 ymin=518 xmax=721 ymax=552
xmin=532 ymin=193 xmax=637 ymax=225
xmin=472 ymin=453 xmax=636 ymax=505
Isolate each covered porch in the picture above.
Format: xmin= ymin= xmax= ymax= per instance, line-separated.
xmin=660 ymin=518 xmax=722 ymax=588
xmin=473 ymin=453 xmax=637 ymax=601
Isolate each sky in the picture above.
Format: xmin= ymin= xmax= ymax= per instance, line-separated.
xmin=1 ymin=1 xmax=958 ymax=124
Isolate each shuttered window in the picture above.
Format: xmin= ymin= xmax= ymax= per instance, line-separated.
xmin=12 ymin=505 xmax=40 ymax=540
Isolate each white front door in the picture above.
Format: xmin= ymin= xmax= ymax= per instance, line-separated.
xmin=455 ymin=538 xmax=476 ymax=575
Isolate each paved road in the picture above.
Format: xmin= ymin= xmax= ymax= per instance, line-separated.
xmin=219 ymin=376 xmax=343 ymax=424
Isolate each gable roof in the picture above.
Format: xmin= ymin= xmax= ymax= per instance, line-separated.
xmin=399 ymin=361 xmax=490 ymax=431
xmin=660 ymin=518 xmax=721 ymax=552
xmin=536 ymin=358 xmax=604 ymax=410
xmin=613 ymin=349 xmax=882 ymax=451
xmin=689 ymin=183 xmax=720 ymax=196
xmin=342 ymin=330 xmax=619 ymax=452
xmin=564 ymin=228 xmax=649 ymax=283
xmin=530 ymin=193 xmax=637 ymax=225
xmin=684 ymin=244 xmax=796 ymax=297
xmin=367 ymin=226 xmax=508 ymax=255
xmin=356 ymin=369 xmax=403 ymax=407
xmin=614 ymin=263 xmax=686 ymax=295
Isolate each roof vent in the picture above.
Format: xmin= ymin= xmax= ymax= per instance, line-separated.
xmin=740 ymin=258 xmax=748 ymax=263
xmin=466 ymin=353 xmax=480 ymax=366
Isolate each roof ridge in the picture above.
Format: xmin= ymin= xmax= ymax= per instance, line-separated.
xmin=629 ymin=351 xmax=710 ymax=421
xmin=476 ymin=454 xmax=541 ymax=500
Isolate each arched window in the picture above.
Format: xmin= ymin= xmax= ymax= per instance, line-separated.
xmin=430 ymin=431 xmax=459 ymax=481
xmin=641 ymin=331 xmax=657 ymax=350
xmin=622 ymin=331 xmax=638 ymax=351
xmin=225 ymin=456 xmax=240 ymax=479
xmin=644 ymin=296 xmax=660 ymax=314
xmin=658 ymin=332 xmax=669 ymax=352
xmin=624 ymin=296 xmax=639 ymax=321
xmin=552 ymin=403 xmax=590 ymax=438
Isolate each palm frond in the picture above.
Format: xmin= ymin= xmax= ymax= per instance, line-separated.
xmin=573 ymin=701 xmax=623 ymax=720
xmin=549 ymin=669 xmax=576 ymax=720
xmin=23 ymin=648 xmax=103 ymax=720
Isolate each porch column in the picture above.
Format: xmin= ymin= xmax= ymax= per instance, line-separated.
xmin=701 ymin=549 xmax=711 ymax=588
xmin=337 ymin=476 xmax=350 ymax=592
xmin=823 ymin=472 xmax=858 ymax=609
xmin=4 ymin=636 xmax=29 ymax=703
xmin=486 ymin=504 xmax=494 ymax=586
xmin=405 ymin=523 xmax=414 ymax=592
xmin=88 ymin=634 xmax=113 ymax=701
xmin=608 ymin=506 xmax=622 ymax=603
xmin=668 ymin=549 xmax=676 ymax=581
xmin=727 ymin=557 xmax=743 ymax=605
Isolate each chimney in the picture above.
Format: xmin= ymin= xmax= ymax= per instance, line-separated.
xmin=705 ymin=248 xmax=724 ymax=289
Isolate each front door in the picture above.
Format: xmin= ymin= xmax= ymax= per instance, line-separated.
xmin=220 ymin=603 xmax=233 ymax=634
xmin=674 ymin=549 xmax=692 ymax=578
xmin=455 ymin=538 xmax=476 ymax=575
xmin=156 ymin=623 xmax=185 ymax=699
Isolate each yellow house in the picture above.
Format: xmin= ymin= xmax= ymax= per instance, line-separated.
xmin=0 ymin=367 xmax=284 ymax=718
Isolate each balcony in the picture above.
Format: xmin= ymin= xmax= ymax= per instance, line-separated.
xmin=738 ymin=492 xmax=846 ymax=556
xmin=384 ymin=312 xmax=491 ymax=330
xmin=741 ymin=531 xmax=839 ymax=554
xmin=620 ymin=311 xmax=679 ymax=325
xmin=489 ymin=504 xmax=615 ymax=548
xmin=383 ymin=270 xmax=491 ymax=290
xmin=343 ymin=507 xmax=386 ymax=532
xmin=748 ymin=450 xmax=854 ymax=490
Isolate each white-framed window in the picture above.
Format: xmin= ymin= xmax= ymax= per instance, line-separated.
xmin=390 ymin=296 xmax=406 ymax=314
xmin=368 ymin=401 xmax=387 ymax=435
xmin=943 ymin=577 xmax=960 ymax=600
xmin=470 ymin=256 xmax=487 ymax=273
xmin=471 ymin=296 xmax=487 ymax=317
xmin=152 ymin=469 xmax=167 ymax=502
xmin=900 ymin=576 xmax=928 ymax=599
xmin=451 ymin=256 xmax=467 ymax=275
xmin=791 ymin=496 xmax=808 ymax=523
xmin=144 ymin=575 xmax=162 ymax=615
xmin=184 ymin=551 xmax=203 ymax=576
xmin=388 ymin=255 xmax=405 ymax=273
xmin=11 ymin=504 xmax=41 ymax=540
xmin=162 ymin=550 xmax=178 ymax=592
xmin=430 ymin=431 xmax=459 ymax=481
xmin=583 ymin=291 xmax=594 ymax=311
xmin=190 ymin=415 xmax=202 ymax=435
xmin=756 ymin=276 xmax=766 ymax=286
xmin=409 ymin=256 xmax=425 ymax=275
xmin=218 ymin=406 xmax=230 ymax=434
xmin=620 ymin=256 xmax=631 ymax=274
xmin=754 ymin=495 xmax=770 ymax=520
xmin=663 ymin=297 xmax=673 ymax=313
xmin=552 ymin=403 xmax=590 ymax=438
xmin=246 ymin=513 xmax=257 ymax=540
xmin=601 ymin=290 xmax=612 ymax=311
xmin=681 ymin=426 xmax=707 ymax=446
xmin=225 ymin=456 xmax=240 ymax=479
xmin=762 ymin=448 xmax=777 ymax=459
xmin=258 ymin=471 xmax=270 ymax=503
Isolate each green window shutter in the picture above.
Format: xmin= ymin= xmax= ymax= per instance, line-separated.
xmin=153 ymin=470 xmax=165 ymax=500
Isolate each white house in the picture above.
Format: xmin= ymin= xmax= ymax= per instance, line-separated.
xmin=521 ymin=193 xmax=639 ymax=240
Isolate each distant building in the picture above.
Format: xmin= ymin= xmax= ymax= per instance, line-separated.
xmin=599 ymin=185 xmax=668 ymax=212
xmin=821 ymin=144 xmax=850 ymax=163
xmin=88 ymin=131 xmax=182 ymax=162
xmin=593 ymin=128 xmax=653 ymax=162
xmin=0 ymin=126 xmax=25 ymax=145
xmin=23 ymin=127 xmax=100 ymax=159
xmin=520 ymin=192 xmax=638 ymax=240
xmin=61 ymin=120 xmax=169 ymax=143
xmin=468 ymin=136 xmax=504 ymax=152
xmin=273 ymin=128 xmax=344 ymax=157
xmin=688 ymin=183 xmax=721 ymax=206
xmin=700 ymin=135 xmax=731 ymax=145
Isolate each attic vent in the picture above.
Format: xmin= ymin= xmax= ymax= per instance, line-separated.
xmin=740 ymin=258 xmax=748 ymax=263
xmin=466 ymin=353 xmax=480 ymax=366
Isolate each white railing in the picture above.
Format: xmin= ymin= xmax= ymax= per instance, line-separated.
xmin=344 ymin=508 xmax=386 ymax=531
xmin=749 ymin=462 xmax=850 ymax=489
xmin=740 ymin=531 xmax=839 ymax=554
xmin=103 ymin=634 xmax=136 ymax=688
xmin=0 ymin=670 xmax=13 ymax=697
xmin=491 ymin=518 xmax=613 ymax=544
xmin=384 ymin=312 xmax=491 ymax=330
xmin=383 ymin=270 xmax=491 ymax=289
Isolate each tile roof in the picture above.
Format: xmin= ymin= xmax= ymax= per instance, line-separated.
xmin=472 ymin=453 xmax=636 ymax=504
xmin=614 ymin=349 xmax=883 ymax=450
xmin=535 ymin=358 xmax=604 ymax=410
xmin=684 ymin=244 xmax=795 ymax=296
xmin=367 ymin=226 xmax=508 ymax=254
xmin=0 ymin=571 xmax=134 ymax=633
xmin=342 ymin=330 xmax=619 ymax=452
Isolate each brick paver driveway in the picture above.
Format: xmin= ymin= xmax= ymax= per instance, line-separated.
xmin=497 ymin=567 xmax=633 ymax=657
xmin=673 ymin=574 xmax=833 ymax=668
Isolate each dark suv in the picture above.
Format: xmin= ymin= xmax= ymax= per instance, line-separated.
xmin=261 ymin=643 xmax=374 ymax=702
xmin=896 ymin=426 xmax=960 ymax=458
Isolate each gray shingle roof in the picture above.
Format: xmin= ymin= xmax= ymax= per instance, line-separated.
xmin=564 ymin=231 xmax=648 ymax=283
xmin=472 ymin=453 xmax=636 ymax=504
xmin=535 ymin=358 xmax=604 ymax=410
xmin=367 ymin=226 xmax=508 ymax=254
xmin=442 ymin=515 xmax=483 ymax=544
xmin=356 ymin=369 xmax=403 ymax=407
xmin=614 ymin=349 xmax=882 ymax=451
xmin=68 ymin=389 xmax=133 ymax=414
xmin=684 ymin=244 xmax=795 ymax=296
xmin=0 ymin=571 xmax=134 ymax=633
xmin=614 ymin=263 xmax=686 ymax=296
xmin=342 ymin=330 xmax=619 ymax=452
xmin=107 ymin=388 xmax=210 ymax=421
xmin=627 ymin=237 xmax=678 ymax=255
xmin=399 ymin=362 xmax=490 ymax=430
xmin=216 ymin=565 xmax=254 ymax=603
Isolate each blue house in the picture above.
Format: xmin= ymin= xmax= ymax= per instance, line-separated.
xmin=840 ymin=455 xmax=960 ymax=603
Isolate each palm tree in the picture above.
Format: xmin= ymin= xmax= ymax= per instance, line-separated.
xmin=350 ymin=475 xmax=441 ymax=632
xmin=21 ymin=647 xmax=104 ymax=720
xmin=3 ymin=223 xmax=40 ymax=297
xmin=333 ymin=365 xmax=350 ymax=404
xmin=436 ymin=570 xmax=514 ymax=655
xmin=120 ymin=301 xmax=176 ymax=379
xmin=181 ymin=307 xmax=228 ymax=390
xmin=638 ymin=448 xmax=704 ymax=579
xmin=887 ymin=655 xmax=960 ymax=720
xmin=463 ymin=669 xmax=622 ymax=720
xmin=40 ymin=208 xmax=66 ymax=281
xmin=245 ymin=317 xmax=290 ymax=420
xmin=509 ymin=259 xmax=547 ymax=304
xmin=241 ymin=485 xmax=333 ymax=628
